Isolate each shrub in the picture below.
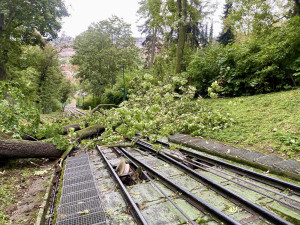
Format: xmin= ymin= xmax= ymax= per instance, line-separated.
xmin=187 ymin=16 xmax=300 ymax=97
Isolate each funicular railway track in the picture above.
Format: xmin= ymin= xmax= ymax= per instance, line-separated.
xmin=55 ymin=138 xmax=300 ymax=225
xmin=93 ymin=139 xmax=300 ymax=225
xmin=64 ymin=103 xmax=86 ymax=117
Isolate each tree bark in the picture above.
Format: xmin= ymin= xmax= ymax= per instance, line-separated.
xmin=175 ymin=0 xmax=187 ymax=74
xmin=0 ymin=139 xmax=62 ymax=159
xmin=61 ymin=123 xmax=89 ymax=135
xmin=21 ymin=123 xmax=89 ymax=140
xmin=0 ymin=13 xmax=8 ymax=81
xmin=0 ymin=13 xmax=4 ymax=38
xmin=0 ymin=59 xmax=7 ymax=81
xmin=149 ymin=27 xmax=157 ymax=68
xmin=76 ymin=125 xmax=105 ymax=140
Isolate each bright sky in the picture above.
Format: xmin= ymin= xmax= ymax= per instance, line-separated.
xmin=60 ymin=0 xmax=225 ymax=38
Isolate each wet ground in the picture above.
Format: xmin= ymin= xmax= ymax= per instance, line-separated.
xmin=0 ymin=158 xmax=55 ymax=225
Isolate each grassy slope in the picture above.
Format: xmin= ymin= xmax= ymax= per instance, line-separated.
xmin=202 ymin=88 xmax=300 ymax=160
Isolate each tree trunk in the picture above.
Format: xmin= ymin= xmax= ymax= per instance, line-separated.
xmin=175 ymin=0 xmax=187 ymax=74
xmin=294 ymin=0 xmax=300 ymax=15
xmin=0 ymin=60 xmax=7 ymax=81
xmin=0 ymin=13 xmax=7 ymax=81
xmin=149 ymin=27 xmax=157 ymax=68
xmin=76 ymin=125 xmax=105 ymax=140
xmin=21 ymin=123 xmax=89 ymax=140
xmin=61 ymin=123 xmax=88 ymax=135
xmin=0 ymin=13 xmax=3 ymax=37
xmin=0 ymin=139 xmax=62 ymax=159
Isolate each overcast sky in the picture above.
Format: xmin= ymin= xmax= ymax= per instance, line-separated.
xmin=60 ymin=0 xmax=225 ymax=38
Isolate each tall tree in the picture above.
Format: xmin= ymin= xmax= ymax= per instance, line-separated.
xmin=0 ymin=0 xmax=68 ymax=80
xmin=138 ymin=0 xmax=215 ymax=73
xmin=218 ymin=1 xmax=234 ymax=45
xmin=209 ymin=21 xmax=213 ymax=44
xmin=175 ymin=0 xmax=188 ymax=74
xmin=138 ymin=0 xmax=164 ymax=68
xmin=72 ymin=16 xmax=140 ymax=96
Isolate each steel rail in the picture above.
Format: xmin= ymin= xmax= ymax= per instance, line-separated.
xmin=136 ymin=140 xmax=293 ymax=225
xmin=112 ymin=147 xmax=197 ymax=225
xmin=117 ymin=147 xmax=241 ymax=225
xmin=73 ymin=108 xmax=85 ymax=115
xmin=71 ymin=109 xmax=85 ymax=116
xmin=164 ymin=150 xmax=300 ymax=211
xmin=96 ymin=145 xmax=148 ymax=225
xmin=156 ymin=140 xmax=300 ymax=196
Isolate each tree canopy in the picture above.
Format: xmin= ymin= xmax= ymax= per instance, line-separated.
xmin=72 ymin=16 xmax=141 ymax=96
xmin=0 ymin=0 xmax=68 ymax=80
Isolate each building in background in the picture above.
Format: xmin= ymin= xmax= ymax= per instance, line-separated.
xmin=52 ymin=34 xmax=77 ymax=83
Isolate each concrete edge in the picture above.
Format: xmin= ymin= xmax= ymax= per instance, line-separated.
xmin=169 ymin=134 xmax=300 ymax=182
xmin=35 ymin=170 xmax=56 ymax=225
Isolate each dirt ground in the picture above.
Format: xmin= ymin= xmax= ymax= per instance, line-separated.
xmin=0 ymin=158 xmax=56 ymax=225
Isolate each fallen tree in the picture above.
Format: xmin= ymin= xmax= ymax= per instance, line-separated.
xmin=60 ymin=122 xmax=89 ymax=135
xmin=0 ymin=139 xmax=62 ymax=159
xmin=0 ymin=123 xmax=106 ymax=159
xmin=21 ymin=122 xmax=89 ymax=140
xmin=76 ymin=125 xmax=105 ymax=140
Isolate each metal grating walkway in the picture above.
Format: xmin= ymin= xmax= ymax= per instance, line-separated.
xmin=56 ymin=152 xmax=106 ymax=225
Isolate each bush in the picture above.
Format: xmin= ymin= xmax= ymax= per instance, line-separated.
xmin=80 ymin=95 xmax=102 ymax=110
xmin=187 ymin=16 xmax=300 ymax=97
xmin=79 ymin=70 xmax=139 ymax=109
xmin=186 ymin=44 xmax=225 ymax=96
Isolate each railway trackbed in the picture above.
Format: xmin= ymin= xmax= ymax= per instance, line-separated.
xmin=64 ymin=103 xmax=86 ymax=117
xmin=55 ymin=139 xmax=300 ymax=225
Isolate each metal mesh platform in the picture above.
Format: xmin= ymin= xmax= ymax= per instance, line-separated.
xmin=64 ymin=165 xmax=91 ymax=174
xmin=56 ymin=153 xmax=106 ymax=225
xmin=56 ymin=211 xmax=106 ymax=225
xmin=58 ymin=197 xmax=102 ymax=216
xmin=60 ymin=184 xmax=99 ymax=205
xmin=63 ymin=170 xmax=93 ymax=180
xmin=65 ymin=159 xmax=89 ymax=169
xmin=66 ymin=158 xmax=89 ymax=165
xmin=61 ymin=182 xmax=96 ymax=195
xmin=63 ymin=174 xmax=94 ymax=186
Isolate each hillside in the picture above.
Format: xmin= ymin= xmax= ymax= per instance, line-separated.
xmin=203 ymin=89 xmax=300 ymax=159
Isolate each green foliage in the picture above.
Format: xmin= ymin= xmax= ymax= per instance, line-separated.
xmin=187 ymin=16 xmax=300 ymax=96
xmin=229 ymin=0 xmax=294 ymax=37
xmin=87 ymin=74 xmax=232 ymax=145
xmin=11 ymin=45 xmax=72 ymax=113
xmin=0 ymin=81 xmax=40 ymax=138
xmin=0 ymin=0 xmax=69 ymax=80
xmin=208 ymin=81 xmax=223 ymax=98
xmin=72 ymin=16 xmax=141 ymax=97
xmin=0 ymin=81 xmax=70 ymax=150
xmin=101 ymin=71 xmax=139 ymax=105
xmin=186 ymin=44 xmax=224 ymax=96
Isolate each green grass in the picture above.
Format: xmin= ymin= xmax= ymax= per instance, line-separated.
xmin=0 ymin=179 xmax=14 ymax=223
xmin=202 ymin=88 xmax=300 ymax=159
